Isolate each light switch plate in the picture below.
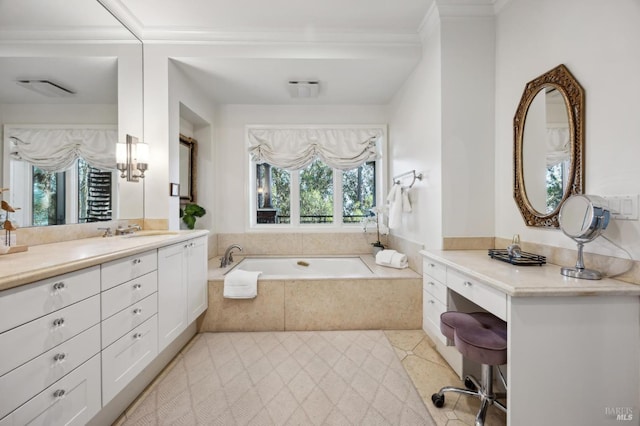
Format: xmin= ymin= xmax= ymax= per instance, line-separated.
xmin=603 ymin=194 xmax=639 ymax=220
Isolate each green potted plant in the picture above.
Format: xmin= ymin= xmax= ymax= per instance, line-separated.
xmin=180 ymin=203 xmax=206 ymax=230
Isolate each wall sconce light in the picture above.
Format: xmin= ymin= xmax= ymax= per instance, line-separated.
xmin=117 ymin=134 xmax=149 ymax=182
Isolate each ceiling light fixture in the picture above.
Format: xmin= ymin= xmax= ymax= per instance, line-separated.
xmin=288 ymin=80 xmax=320 ymax=98
xmin=16 ymin=80 xmax=75 ymax=97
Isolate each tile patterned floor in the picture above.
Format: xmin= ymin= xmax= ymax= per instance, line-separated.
xmin=120 ymin=330 xmax=436 ymax=426
xmin=386 ymin=330 xmax=506 ymax=426
xmin=118 ymin=330 xmax=506 ymax=426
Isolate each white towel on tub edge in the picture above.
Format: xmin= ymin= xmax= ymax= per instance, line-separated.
xmin=224 ymin=269 xmax=261 ymax=299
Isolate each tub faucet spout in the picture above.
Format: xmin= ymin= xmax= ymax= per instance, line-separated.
xmin=221 ymin=244 xmax=243 ymax=268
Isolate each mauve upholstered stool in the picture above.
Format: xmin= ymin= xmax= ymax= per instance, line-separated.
xmin=431 ymin=311 xmax=508 ymax=426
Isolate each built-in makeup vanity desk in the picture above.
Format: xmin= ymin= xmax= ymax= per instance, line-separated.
xmin=420 ymin=249 xmax=640 ymax=426
xmin=0 ymin=230 xmax=209 ymax=426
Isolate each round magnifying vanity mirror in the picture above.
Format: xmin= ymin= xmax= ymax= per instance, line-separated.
xmin=559 ymin=195 xmax=610 ymax=280
xmin=514 ymin=64 xmax=585 ymax=227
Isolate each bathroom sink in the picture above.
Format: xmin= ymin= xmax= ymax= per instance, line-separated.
xmin=122 ymin=231 xmax=179 ymax=238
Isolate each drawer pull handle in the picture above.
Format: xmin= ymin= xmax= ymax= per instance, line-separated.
xmin=464 ymin=281 xmax=473 ymax=287
xmin=52 ymin=281 xmax=65 ymax=291
xmin=53 ymin=389 xmax=66 ymax=399
xmin=427 ymin=281 xmax=435 ymax=286
xmin=53 ymin=353 xmax=66 ymax=362
xmin=184 ymin=244 xmax=189 ymax=249
xmin=428 ymin=299 xmax=435 ymax=304
xmin=133 ymin=333 xmax=143 ymax=340
xmin=133 ymin=308 xmax=143 ymax=315
xmin=132 ymin=258 xmax=142 ymax=265
xmin=133 ymin=283 xmax=142 ymax=290
xmin=52 ymin=318 xmax=65 ymax=327
xmin=429 ymin=263 xmax=436 ymax=268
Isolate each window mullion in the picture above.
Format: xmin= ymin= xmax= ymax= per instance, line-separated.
xmin=334 ymin=169 xmax=343 ymax=226
xmin=290 ymin=170 xmax=300 ymax=226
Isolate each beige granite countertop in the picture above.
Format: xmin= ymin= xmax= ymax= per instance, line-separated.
xmin=208 ymin=254 xmax=421 ymax=280
xmin=420 ymin=249 xmax=640 ymax=297
xmin=0 ymin=230 xmax=209 ymax=292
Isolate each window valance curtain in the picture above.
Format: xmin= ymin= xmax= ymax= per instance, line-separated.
xmin=8 ymin=128 xmax=117 ymax=172
xmin=546 ymin=127 xmax=570 ymax=166
xmin=248 ymin=127 xmax=383 ymax=171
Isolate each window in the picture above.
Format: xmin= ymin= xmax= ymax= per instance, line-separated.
xmin=253 ymin=159 xmax=379 ymax=227
xmin=32 ymin=167 xmax=65 ymax=226
xmin=14 ymin=159 xmax=113 ymax=227
xmin=248 ymin=125 xmax=386 ymax=228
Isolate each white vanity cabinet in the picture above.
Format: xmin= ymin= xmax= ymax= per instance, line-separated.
xmin=0 ymin=267 xmax=102 ymax=423
xmin=100 ymin=250 xmax=159 ymax=404
xmin=422 ymin=258 xmax=448 ymax=345
xmin=0 ymin=231 xmax=209 ymax=426
xmin=158 ymin=236 xmax=208 ymax=351
xmin=420 ymin=249 xmax=640 ymax=426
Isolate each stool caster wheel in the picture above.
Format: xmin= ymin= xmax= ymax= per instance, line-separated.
xmin=464 ymin=377 xmax=477 ymax=391
xmin=431 ymin=393 xmax=445 ymax=408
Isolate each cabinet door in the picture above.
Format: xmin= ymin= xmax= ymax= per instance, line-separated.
xmin=0 ymin=355 xmax=101 ymax=426
xmin=186 ymin=237 xmax=208 ymax=323
xmin=157 ymin=243 xmax=188 ymax=352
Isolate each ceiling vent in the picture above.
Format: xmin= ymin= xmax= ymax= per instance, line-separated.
xmin=288 ymin=80 xmax=319 ymax=98
xmin=16 ymin=80 xmax=75 ymax=97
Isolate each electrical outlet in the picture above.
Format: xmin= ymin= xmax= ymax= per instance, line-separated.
xmin=603 ymin=194 xmax=639 ymax=220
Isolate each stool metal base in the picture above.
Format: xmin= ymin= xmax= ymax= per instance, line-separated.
xmin=431 ymin=364 xmax=506 ymax=426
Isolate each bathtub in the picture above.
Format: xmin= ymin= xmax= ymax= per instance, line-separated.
xmin=228 ymin=256 xmax=373 ymax=279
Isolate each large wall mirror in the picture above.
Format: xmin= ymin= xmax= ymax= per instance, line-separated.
xmin=0 ymin=0 xmax=143 ymax=227
xmin=513 ymin=64 xmax=585 ymax=227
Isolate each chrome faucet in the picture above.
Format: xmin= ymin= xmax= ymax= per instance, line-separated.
xmin=220 ymin=244 xmax=243 ymax=268
xmin=115 ymin=224 xmax=142 ymax=235
xmin=98 ymin=227 xmax=113 ymax=237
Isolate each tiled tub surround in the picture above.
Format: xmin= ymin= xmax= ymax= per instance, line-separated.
xmin=216 ymin=232 xmax=425 ymax=273
xmin=203 ymin=255 xmax=422 ymax=332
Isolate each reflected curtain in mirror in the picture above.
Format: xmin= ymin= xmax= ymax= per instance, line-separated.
xmin=513 ymin=64 xmax=585 ymax=228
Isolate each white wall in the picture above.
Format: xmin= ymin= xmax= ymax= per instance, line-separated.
xmin=440 ymin=16 xmax=495 ymax=239
xmin=168 ymin=60 xmax=216 ymax=231
xmin=214 ymin=104 xmax=389 ymax=233
xmin=387 ymin=8 xmax=495 ymax=249
xmin=495 ymin=0 xmax=640 ymax=258
xmin=388 ymin=17 xmax=443 ymax=249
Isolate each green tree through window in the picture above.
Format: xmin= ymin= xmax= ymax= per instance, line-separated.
xmin=256 ymin=160 xmax=376 ymax=225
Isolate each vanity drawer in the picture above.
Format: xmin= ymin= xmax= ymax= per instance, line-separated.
xmin=423 ymin=289 xmax=447 ymax=345
xmin=0 ymin=324 xmax=100 ymax=419
xmin=0 ymin=295 xmax=100 ymax=377
xmin=0 ymin=266 xmax=100 ymax=334
xmin=101 ymin=271 xmax=157 ymax=319
xmin=423 ymin=258 xmax=447 ymax=283
xmin=0 ymin=354 xmax=101 ymax=426
xmin=102 ymin=315 xmax=158 ymax=405
xmin=447 ymin=269 xmax=507 ymax=321
xmin=423 ymin=275 xmax=447 ymax=303
xmin=102 ymin=292 xmax=158 ymax=348
xmin=101 ymin=250 xmax=157 ymax=291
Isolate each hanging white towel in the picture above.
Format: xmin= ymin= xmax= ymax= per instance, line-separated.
xmin=402 ymin=188 xmax=412 ymax=213
xmin=375 ymin=249 xmax=408 ymax=269
xmin=224 ymin=269 xmax=261 ymax=299
xmin=387 ymin=183 xmax=402 ymax=229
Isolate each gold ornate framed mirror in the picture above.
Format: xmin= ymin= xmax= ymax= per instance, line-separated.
xmin=513 ymin=64 xmax=585 ymax=227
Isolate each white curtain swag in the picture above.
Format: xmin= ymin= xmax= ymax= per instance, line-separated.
xmin=9 ymin=128 xmax=117 ymax=172
xmin=248 ymin=128 xmax=382 ymax=171
xmin=546 ymin=127 xmax=570 ymax=166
